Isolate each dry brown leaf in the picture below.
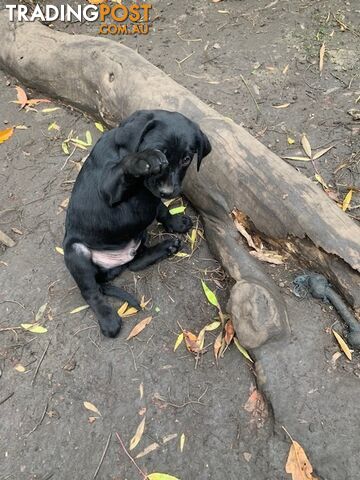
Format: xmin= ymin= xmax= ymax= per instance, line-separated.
xmin=127 ymin=316 xmax=152 ymax=340
xmin=0 ymin=127 xmax=14 ymax=144
xmin=15 ymin=86 xmax=28 ymax=109
xmin=183 ymin=330 xmax=201 ymax=353
xmin=224 ymin=319 xmax=235 ymax=345
xmin=312 ymin=145 xmax=334 ymax=160
xmin=273 ymin=103 xmax=290 ymax=109
xmin=214 ymin=331 xmax=223 ymax=360
xmin=319 ymin=43 xmax=325 ymax=73
xmin=129 ymin=417 xmax=146 ymax=450
xmin=135 ymin=442 xmax=160 ymax=459
xmin=286 ymin=440 xmax=314 ymax=480
xmin=244 ymin=387 xmax=268 ymax=427
xmin=301 ymin=134 xmax=312 ymax=158
xmin=83 ymin=401 xmax=101 ymax=416
xmin=88 ymin=416 xmax=97 ymax=424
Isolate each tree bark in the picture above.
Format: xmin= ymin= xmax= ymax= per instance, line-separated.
xmin=1 ymin=13 xmax=359 ymax=347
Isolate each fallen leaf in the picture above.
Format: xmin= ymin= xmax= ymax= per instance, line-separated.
xmin=140 ymin=296 xmax=152 ymax=309
xmin=88 ymin=416 xmax=97 ymax=424
xmin=83 ymin=401 xmax=101 ymax=416
xmin=14 ymin=364 xmax=26 ymax=372
xmin=0 ymin=230 xmax=16 ymax=247
xmin=95 ymin=122 xmax=105 ymax=132
xmin=62 ymin=142 xmax=70 ymax=155
xmin=174 ymin=332 xmax=184 ymax=351
xmin=234 ymin=338 xmax=253 ymax=362
xmin=26 ymin=98 xmax=50 ymax=107
xmin=169 ymin=206 xmax=186 ymax=215
xmin=201 ymin=280 xmax=219 ymax=308
xmin=41 ymin=107 xmax=60 ymax=113
xmin=283 ymin=64 xmax=289 ymax=74
xmin=214 ymin=331 xmax=223 ymax=360
xmin=283 ymin=156 xmax=312 ymax=162
xmin=70 ymin=305 xmax=89 ymax=314
xmin=118 ymin=302 xmax=129 ymax=315
xmin=243 ymin=452 xmax=252 ymax=462
xmin=11 ymin=227 xmax=23 ymax=235
xmin=162 ymin=433 xmax=178 ymax=443
xmin=127 ymin=316 xmax=152 ymax=340
xmin=0 ymin=127 xmax=14 ymax=144
xmin=332 ymin=329 xmax=352 ymax=360
xmin=35 ymin=303 xmax=48 ymax=323
xmin=272 ymin=103 xmax=290 ymax=109
xmin=175 ymin=252 xmax=190 ymax=258
xmin=348 ymin=109 xmax=360 ymax=121
xmin=59 ymin=198 xmax=70 ymax=210
xmin=15 ymin=86 xmax=28 ymax=109
xmin=319 ymin=43 xmax=325 ymax=73
xmin=55 ymin=246 xmax=64 ymax=255
xmin=15 ymin=125 xmax=28 ymax=130
xmin=286 ymin=440 xmax=314 ymax=480
xmin=189 ymin=228 xmax=197 ymax=251
xmin=312 ymin=145 xmax=334 ymax=160
xmin=287 ymin=137 xmax=295 ymax=145
xmin=118 ymin=302 xmax=138 ymax=318
xmin=129 ymin=417 xmax=146 ymax=450
xmin=179 ymin=433 xmax=185 ymax=452
xmin=135 ymin=442 xmax=160 ymax=459
xmin=342 ymin=190 xmax=353 ymax=212
xmin=21 ymin=323 xmax=47 ymax=334
xmin=148 ymin=475 xmax=180 ymax=480
xmin=224 ymin=319 xmax=235 ymax=345
xmin=139 ymin=383 xmax=144 ymax=399
xmin=183 ymin=330 xmax=201 ymax=353
xmin=244 ymin=387 xmax=268 ymax=427
xmin=48 ymin=122 xmax=59 ymax=131
xmin=301 ymin=134 xmax=312 ymax=158
xmin=314 ymin=173 xmax=328 ymax=190
xmin=85 ymin=130 xmax=92 ymax=146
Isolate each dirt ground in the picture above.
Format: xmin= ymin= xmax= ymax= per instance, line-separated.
xmin=0 ymin=1 xmax=359 ymax=479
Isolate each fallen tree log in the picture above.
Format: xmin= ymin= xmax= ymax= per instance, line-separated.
xmin=1 ymin=14 xmax=359 ymax=349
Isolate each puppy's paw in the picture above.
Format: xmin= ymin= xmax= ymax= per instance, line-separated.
xmin=130 ymin=150 xmax=168 ymax=177
xmin=99 ymin=314 xmax=122 ymax=338
xmin=165 ymin=214 xmax=193 ymax=234
xmin=164 ymin=237 xmax=182 ymax=256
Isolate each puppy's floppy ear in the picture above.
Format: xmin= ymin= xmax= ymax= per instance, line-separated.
xmin=115 ymin=110 xmax=158 ymax=152
xmin=196 ymin=128 xmax=212 ymax=171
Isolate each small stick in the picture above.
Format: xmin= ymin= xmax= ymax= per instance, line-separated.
xmin=175 ymin=52 xmax=194 ymax=67
xmin=25 ymin=400 xmax=48 ymax=437
xmin=240 ymin=74 xmax=261 ymax=121
xmin=61 ymin=146 xmax=77 ymax=171
xmin=93 ymin=432 xmax=112 ymax=480
xmin=115 ymin=432 xmax=147 ymax=479
xmin=32 ymin=340 xmax=51 ymax=386
xmin=0 ymin=391 xmax=14 ymax=406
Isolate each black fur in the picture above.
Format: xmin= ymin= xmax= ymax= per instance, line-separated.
xmin=63 ymin=109 xmax=211 ymax=338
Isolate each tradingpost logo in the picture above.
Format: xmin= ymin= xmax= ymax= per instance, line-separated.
xmin=5 ymin=1 xmax=152 ymax=36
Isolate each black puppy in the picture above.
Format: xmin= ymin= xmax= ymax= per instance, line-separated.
xmin=63 ymin=109 xmax=211 ymax=338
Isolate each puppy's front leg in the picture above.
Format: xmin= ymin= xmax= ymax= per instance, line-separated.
xmin=157 ymin=202 xmax=193 ymax=233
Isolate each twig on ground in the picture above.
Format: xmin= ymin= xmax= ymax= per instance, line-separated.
xmin=154 ymin=386 xmax=208 ymax=409
xmin=61 ymin=146 xmax=77 ymax=171
xmin=240 ymin=74 xmax=261 ymax=121
xmin=115 ymin=431 xmax=147 ymax=479
xmin=0 ymin=300 xmax=26 ymax=309
xmin=93 ymin=432 xmax=112 ymax=480
xmin=32 ymin=340 xmax=51 ymax=386
xmin=0 ymin=392 xmax=14 ymax=407
xmin=127 ymin=344 xmax=138 ymax=371
xmin=25 ymin=400 xmax=48 ymax=437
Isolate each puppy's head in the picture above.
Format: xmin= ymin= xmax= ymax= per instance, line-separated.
xmin=117 ymin=110 xmax=211 ymax=199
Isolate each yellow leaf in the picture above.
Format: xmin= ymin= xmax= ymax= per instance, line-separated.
xmin=117 ymin=302 xmax=129 ymax=316
xmin=0 ymin=127 xmax=14 ymax=144
xmin=123 ymin=307 xmax=138 ymax=317
xmin=127 ymin=316 xmax=152 ymax=340
xmin=234 ymin=338 xmax=254 ymax=362
xmin=140 ymin=296 xmax=152 ymax=309
xmin=135 ymin=442 xmax=160 ymax=459
xmin=301 ymin=134 xmax=312 ymax=158
xmin=85 ymin=130 xmax=92 ymax=146
xmin=287 ymin=137 xmax=295 ymax=145
xmin=41 ymin=107 xmax=60 ymax=113
xmin=35 ymin=303 xmax=48 ymax=322
xmin=312 ymin=145 xmax=334 ymax=160
xmin=189 ymin=228 xmax=197 ymax=250
xmin=48 ymin=122 xmax=59 ymax=131
xmin=55 ymin=246 xmax=64 ymax=255
xmin=174 ymin=332 xmax=184 ymax=351
xmin=175 ymin=252 xmax=190 ymax=258
xmin=314 ymin=173 xmax=328 ymax=189
xmin=148 ymin=475 xmax=180 ymax=480
xmin=70 ymin=305 xmax=89 ymax=314
xmin=15 ymin=125 xmax=28 ymax=130
xmin=14 ymin=364 xmax=26 ymax=372
xmin=272 ymin=103 xmax=290 ymax=109
xmin=332 ymin=329 xmax=352 ymax=360
xmin=139 ymin=383 xmax=144 ymax=399
xmin=319 ymin=42 xmax=325 ymax=73
xmin=342 ymin=190 xmax=353 ymax=212
xmin=201 ymin=280 xmax=219 ymax=308
xmin=21 ymin=323 xmax=47 ymax=334
xmin=285 ymin=440 xmax=314 ymax=480
xmin=129 ymin=417 xmax=146 ymax=450
xmin=83 ymin=401 xmax=101 ymax=416
xmin=95 ymin=122 xmax=105 ymax=132
xmin=282 ymin=64 xmax=289 ymax=74
xmin=283 ymin=156 xmax=311 ymax=162
xmin=62 ymin=142 xmax=70 ymax=155
xmin=180 ymin=433 xmax=185 ymax=452
xmin=204 ymin=321 xmax=221 ymax=331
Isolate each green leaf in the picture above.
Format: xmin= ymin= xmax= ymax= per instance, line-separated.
xmin=85 ymin=130 xmax=92 ymax=146
xmin=201 ymin=280 xmax=219 ymax=308
xmin=169 ymin=206 xmax=186 ymax=215
xmin=35 ymin=303 xmax=48 ymax=323
xmin=233 ymin=338 xmax=253 ymax=363
xmin=62 ymin=142 xmax=69 ymax=155
xmin=148 ymin=474 xmax=180 ymax=480
xmin=71 ymin=138 xmax=89 ymax=147
xmin=48 ymin=122 xmax=59 ymax=131
xmin=95 ymin=122 xmax=104 ymax=132
xmin=21 ymin=323 xmax=48 ymax=334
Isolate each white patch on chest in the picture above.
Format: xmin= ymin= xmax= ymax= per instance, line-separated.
xmin=73 ymin=240 xmax=141 ymax=269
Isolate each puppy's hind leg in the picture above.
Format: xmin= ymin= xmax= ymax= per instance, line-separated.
xmin=96 ymin=266 xmax=141 ymax=309
xmin=128 ymin=238 xmax=182 ymax=272
xmin=64 ymin=244 xmax=122 ymax=338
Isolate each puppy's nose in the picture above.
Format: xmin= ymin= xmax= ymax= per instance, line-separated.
xmin=158 ymin=185 xmax=175 ymax=198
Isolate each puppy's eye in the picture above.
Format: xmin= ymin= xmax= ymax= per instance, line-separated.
xmin=181 ymin=155 xmax=191 ymax=166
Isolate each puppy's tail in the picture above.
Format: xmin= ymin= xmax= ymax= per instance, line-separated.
xmin=100 ymin=284 xmax=140 ymax=309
